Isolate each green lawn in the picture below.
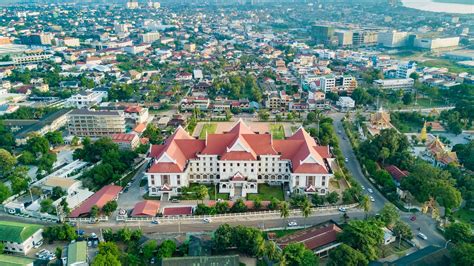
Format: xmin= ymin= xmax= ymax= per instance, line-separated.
xmin=383 ymin=97 xmax=448 ymax=111
xmin=188 ymin=183 xmax=229 ymax=200
xmin=266 ymin=229 xmax=302 ymax=238
xmin=270 ymin=124 xmax=285 ymax=140
xmin=199 ymin=123 xmax=217 ymax=139
xmin=419 ymin=59 xmax=474 ymax=75
xmin=454 ymin=208 xmax=474 ymax=224
xmin=247 ymin=184 xmax=285 ymax=201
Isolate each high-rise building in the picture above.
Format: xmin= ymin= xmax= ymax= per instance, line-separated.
xmin=21 ymin=33 xmax=53 ymax=46
xmin=352 ymin=31 xmax=378 ymax=47
xmin=335 ymin=30 xmax=353 ymax=47
xmin=377 ymin=31 xmax=409 ymax=48
xmin=67 ymin=109 xmax=126 ymax=137
xmin=311 ymin=25 xmax=335 ymax=45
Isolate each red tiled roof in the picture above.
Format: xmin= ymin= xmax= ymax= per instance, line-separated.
xmin=162 ymin=206 xmax=193 ymax=216
xmin=134 ymin=123 xmax=147 ymax=133
xmin=131 ymin=200 xmax=160 ymax=217
xmin=148 ymin=162 xmax=182 ymax=173
xmin=276 ymin=224 xmax=342 ymax=251
xmin=125 ymin=106 xmax=143 ymax=113
xmin=111 ymin=133 xmax=137 ymax=143
xmin=221 ymin=151 xmax=256 ymax=161
xmin=384 ymin=165 xmax=409 ymax=182
xmin=69 ymin=185 xmax=122 ymax=218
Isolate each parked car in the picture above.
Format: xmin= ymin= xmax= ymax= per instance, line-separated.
xmin=203 ymin=218 xmax=212 ymax=223
xmin=288 ymin=221 xmax=298 ymax=227
xmin=338 ymin=207 xmax=347 ymax=212
xmin=344 ymin=158 xmax=349 ymax=163
xmin=417 ymin=232 xmax=428 ymax=240
xmin=410 ymin=215 xmax=416 ymax=221
xmin=367 ymin=188 xmax=373 ymax=193
xmin=151 ymin=220 xmax=159 ymax=224
xmin=370 ymin=196 xmax=375 ymax=202
xmin=33 ymin=240 xmax=43 ymax=249
xmin=361 ymin=185 xmax=365 ymax=190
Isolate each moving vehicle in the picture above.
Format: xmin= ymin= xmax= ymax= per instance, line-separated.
xmin=288 ymin=221 xmax=298 ymax=227
xmin=368 ymin=188 xmax=373 ymax=193
xmin=370 ymin=196 xmax=375 ymax=202
xmin=203 ymin=218 xmax=212 ymax=223
xmin=338 ymin=207 xmax=347 ymax=212
xmin=417 ymin=232 xmax=428 ymax=240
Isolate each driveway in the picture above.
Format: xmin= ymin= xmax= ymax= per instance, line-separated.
xmin=116 ymin=163 xmax=149 ymax=211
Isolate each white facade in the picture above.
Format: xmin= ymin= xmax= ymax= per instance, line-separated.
xmin=374 ymin=78 xmax=414 ymax=90
xmin=0 ymin=228 xmax=43 ymax=255
xmin=378 ymin=31 xmax=409 ymax=48
xmin=414 ymin=37 xmax=459 ymax=50
xmin=146 ymin=122 xmax=335 ymax=199
xmin=336 ymin=97 xmax=355 ymax=109
xmin=67 ymin=91 xmax=107 ymax=109
xmin=140 ymin=32 xmax=161 ymax=43
xmin=396 ymin=61 xmax=417 ymax=79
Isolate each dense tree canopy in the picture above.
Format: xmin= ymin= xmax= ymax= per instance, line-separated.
xmin=338 ymin=219 xmax=384 ymax=260
xmin=328 ymin=243 xmax=368 ymax=266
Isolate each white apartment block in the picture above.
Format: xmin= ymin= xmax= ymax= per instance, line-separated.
xmin=320 ymin=75 xmax=357 ymax=93
xmin=396 ymin=61 xmax=417 ymax=79
xmin=67 ymin=91 xmax=108 ymax=109
xmin=140 ymin=32 xmax=161 ymax=43
xmin=374 ymin=78 xmax=414 ymax=90
xmin=12 ymin=51 xmax=52 ymax=65
xmin=336 ymin=96 xmax=355 ymax=109
xmin=67 ymin=109 xmax=126 ymax=137
xmin=145 ymin=121 xmax=335 ymax=199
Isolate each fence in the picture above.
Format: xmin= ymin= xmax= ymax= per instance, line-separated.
xmin=116 ymin=203 xmax=359 ymax=223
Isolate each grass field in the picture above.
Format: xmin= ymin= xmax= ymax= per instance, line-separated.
xmin=454 ymin=208 xmax=474 ymax=224
xmin=199 ymin=123 xmax=217 ymax=139
xmin=266 ymin=228 xmax=302 ymax=238
xmin=247 ymin=184 xmax=285 ymax=201
xmin=383 ymin=240 xmax=413 ymax=258
xmin=419 ymin=59 xmax=474 ymax=75
xmin=270 ymin=124 xmax=285 ymax=140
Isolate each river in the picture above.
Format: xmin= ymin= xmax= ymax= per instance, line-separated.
xmin=401 ymin=0 xmax=474 ymax=14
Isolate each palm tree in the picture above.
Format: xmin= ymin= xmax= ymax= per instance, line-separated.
xmin=301 ymin=198 xmax=312 ymax=227
xmin=360 ymin=195 xmax=372 ymax=219
xmin=264 ymin=241 xmax=281 ymax=263
xmin=280 ymin=201 xmax=290 ymax=228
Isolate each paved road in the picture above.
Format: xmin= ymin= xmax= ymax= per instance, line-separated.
xmin=329 ymin=113 xmax=446 ymax=248
xmin=330 ymin=113 xmax=386 ymax=211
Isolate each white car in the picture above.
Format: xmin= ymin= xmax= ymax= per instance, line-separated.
xmin=203 ymin=218 xmax=212 ymax=223
xmin=288 ymin=221 xmax=298 ymax=227
xmin=361 ymin=185 xmax=365 ymax=190
xmin=338 ymin=207 xmax=347 ymax=212
xmin=370 ymin=196 xmax=375 ymax=202
xmin=344 ymin=158 xmax=349 ymax=163
xmin=417 ymin=232 xmax=428 ymax=240
xmin=367 ymin=188 xmax=373 ymax=193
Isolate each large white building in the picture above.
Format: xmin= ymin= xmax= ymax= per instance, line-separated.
xmin=414 ymin=37 xmax=459 ymax=50
xmin=378 ymin=31 xmax=409 ymax=48
xmin=67 ymin=91 xmax=108 ymax=109
xmin=396 ymin=61 xmax=417 ymax=79
xmin=67 ymin=109 xmax=126 ymax=137
xmin=145 ymin=121 xmax=335 ymax=199
xmin=0 ymin=221 xmax=43 ymax=255
xmin=140 ymin=32 xmax=161 ymax=43
xmin=320 ymin=75 xmax=357 ymax=93
xmin=374 ymin=78 xmax=414 ymax=90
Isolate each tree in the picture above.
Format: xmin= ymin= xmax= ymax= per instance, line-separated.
xmin=281 ymin=243 xmax=319 ymax=266
xmin=327 ymin=243 xmax=368 ymax=266
xmin=0 ymin=182 xmax=11 ymax=203
xmin=19 ymin=151 xmax=35 ymax=165
xmin=269 ymin=197 xmax=280 ymax=210
xmin=37 ymin=152 xmax=57 ymax=173
xmin=55 ymin=247 xmax=62 ymax=261
xmin=143 ymin=240 xmax=158 ymax=260
xmin=233 ymin=225 xmax=265 ymax=256
xmin=0 ymin=148 xmax=16 ymax=176
xmin=40 ymin=199 xmax=54 ymax=213
xmin=338 ymin=220 xmax=384 ymax=260
xmin=231 ymin=198 xmax=247 ymax=213
xmin=157 ymin=240 xmax=176 ymax=258
xmin=312 ymin=194 xmax=325 ymax=206
xmin=0 ymin=242 xmax=4 ymax=254
xmin=393 ymin=220 xmax=413 ymax=248
xmin=258 ymin=110 xmax=270 ymax=121
xmin=379 ymin=203 xmax=399 ymax=227
xmin=102 ymin=201 xmax=118 ymax=216
xmin=450 ymin=242 xmax=474 ymax=266
xmin=263 ymin=241 xmax=281 ymax=262
xmin=45 ymin=131 xmax=64 ymax=146
xmin=326 ymin=192 xmax=339 ymax=204
xmin=213 ymin=224 xmax=234 ymax=251
xmin=117 ymin=228 xmax=132 ymax=243
xmin=301 ymin=198 xmax=312 ymax=225
xmin=360 ymin=195 xmax=371 ymax=219
xmin=379 ymin=147 xmax=390 ymax=165
xmin=90 ymin=205 xmax=100 ymax=218
xmin=280 ymin=201 xmax=290 ymax=224
xmin=195 ymin=185 xmax=208 ymax=203
xmin=92 ymin=252 xmax=121 ymax=266
xmin=215 ymin=201 xmax=230 ymax=214
xmin=51 ymin=186 xmax=66 ymax=200
xmin=436 ymin=182 xmax=462 ymax=212
xmin=402 ymin=92 xmax=413 ymax=105
xmin=71 ymin=136 xmax=80 ymax=146
xmin=444 ymin=222 xmax=472 ymax=244
xmin=26 ymin=136 xmax=50 ymax=155
xmin=253 ymin=198 xmax=262 ymax=210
